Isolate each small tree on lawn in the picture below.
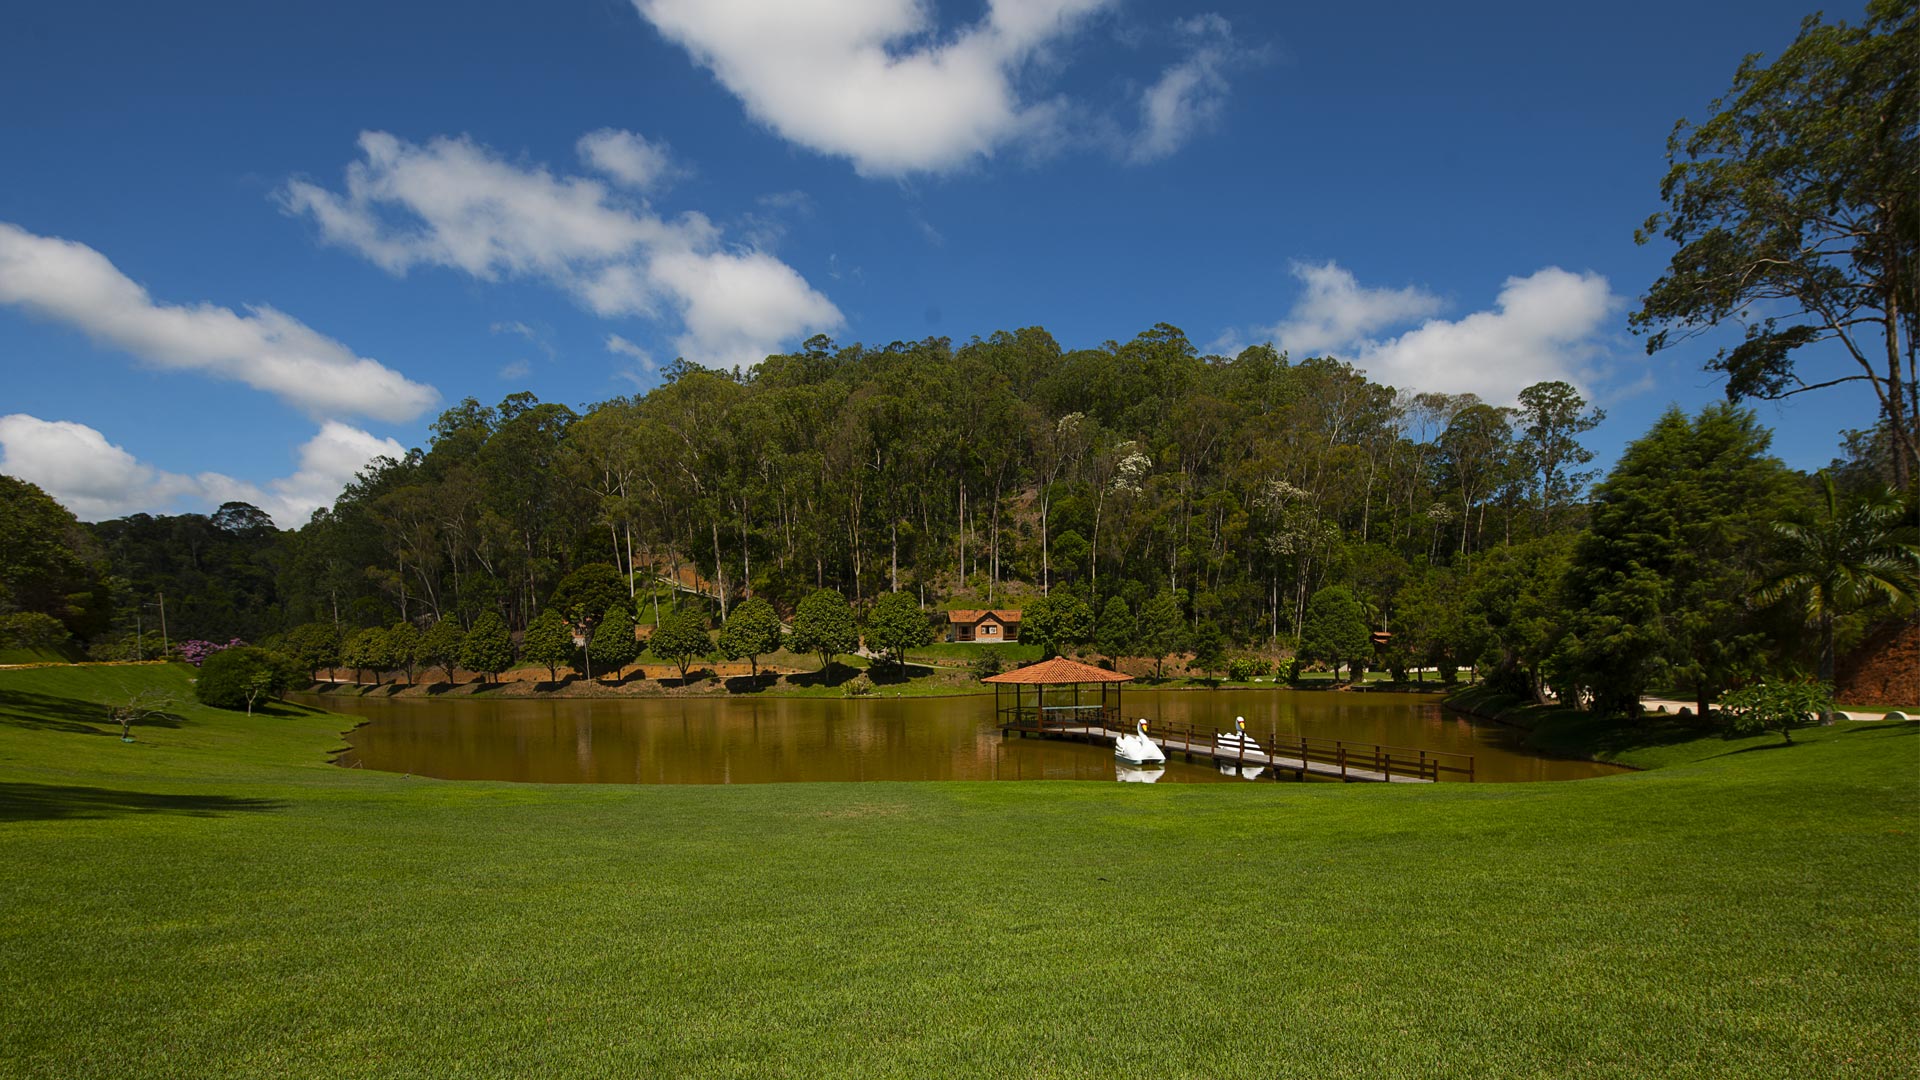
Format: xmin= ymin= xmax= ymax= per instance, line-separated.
xmin=522 ymin=609 xmax=575 ymax=684
xmin=1720 ymin=678 xmax=1836 ymax=745
xmin=1135 ymin=590 xmax=1187 ymax=679
xmin=460 ymin=613 xmax=514 ymax=684
xmin=717 ymin=596 xmax=783 ymax=679
xmin=651 ymin=608 xmax=712 ymax=683
xmin=1301 ymin=586 xmax=1371 ymax=683
xmin=790 ymin=588 xmax=858 ymax=676
xmin=387 ymin=622 xmax=422 ymax=686
xmin=590 ymin=605 xmax=640 ymax=682
xmin=109 ymin=686 xmax=175 ymax=742
xmin=421 ymin=618 xmax=466 ymax=684
xmin=864 ymin=591 xmax=933 ymax=671
xmin=195 ymin=646 xmax=288 ymax=712
xmin=1186 ymin=623 xmax=1229 ymax=683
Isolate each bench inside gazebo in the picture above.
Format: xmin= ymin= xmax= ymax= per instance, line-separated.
xmin=982 ymin=656 xmax=1133 ymax=736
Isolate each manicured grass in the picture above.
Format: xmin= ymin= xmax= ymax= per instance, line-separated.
xmin=2 ymin=665 xmax=1915 ymax=1078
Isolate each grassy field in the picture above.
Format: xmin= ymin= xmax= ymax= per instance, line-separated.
xmin=1 ymin=664 xmax=1914 ymax=1078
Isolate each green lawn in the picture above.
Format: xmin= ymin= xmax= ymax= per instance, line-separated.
xmin=2 ymin=664 xmax=1914 ymax=1078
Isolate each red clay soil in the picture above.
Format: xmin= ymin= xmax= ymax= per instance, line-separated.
xmin=1834 ymin=619 xmax=1920 ymax=706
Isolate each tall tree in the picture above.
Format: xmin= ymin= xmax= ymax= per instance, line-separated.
xmin=1094 ymin=596 xmax=1134 ymax=660
xmin=1563 ymin=405 xmax=1797 ymax=719
xmin=0 ymin=475 xmax=112 ymax=639
xmin=1135 ymin=590 xmax=1186 ymax=679
xmin=1631 ymin=1 xmax=1920 ymax=485
xmin=1755 ymin=474 xmax=1919 ymax=680
xmin=1514 ymin=381 xmax=1605 ymax=532
xmin=1300 ymin=585 xmax=1371 ymax=683
xmin=386 ymin=621 xmax=422 ymax=686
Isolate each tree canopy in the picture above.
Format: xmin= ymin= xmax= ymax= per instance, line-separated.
xmin=1632 ymin=1 xmax=1919 ymax=485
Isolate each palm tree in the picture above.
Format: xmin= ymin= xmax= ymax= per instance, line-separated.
xmin=1756 ymin=474 xmax=1920 ymax=681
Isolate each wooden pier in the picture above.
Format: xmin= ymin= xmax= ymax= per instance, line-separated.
xmin=1002 ymin=715 xmax=1474 ymax=784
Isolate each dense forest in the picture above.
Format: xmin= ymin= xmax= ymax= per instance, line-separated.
xmin=4 ymin=323 xmax=1914 ymax=716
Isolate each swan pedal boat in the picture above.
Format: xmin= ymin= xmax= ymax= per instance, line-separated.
xmin=1113 ymin=719 xmax=1167 ymax=765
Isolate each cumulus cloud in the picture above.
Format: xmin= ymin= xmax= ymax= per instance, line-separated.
xmin=1129 ymin=14 xmax=1250 ymax=163
xmin=283 ymin=132 xmax=842 ymax=369
xmin=0 ymin=223 xmax=437 ymax=422
xmin=1266 ymin=261 xmax=1444 ymax=357
xmin=0 ymin=414 xmax=403 ymax=527
xmin=633 ymin=0 xmax=1113 ymax=176
xmin=578 ymin=128 xmax=680 ymax=191
xmin=1353 ymin=268 xmax=1618 ymax=399
xmin=1247 ymin=262 xmax=1620 ymax=400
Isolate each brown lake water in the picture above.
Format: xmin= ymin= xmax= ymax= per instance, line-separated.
xmin=323 ymin=689 xmax=1624 ymax=785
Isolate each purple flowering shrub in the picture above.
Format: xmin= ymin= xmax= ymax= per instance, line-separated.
xmin=177 ymin=638 xmax=247 ymax=666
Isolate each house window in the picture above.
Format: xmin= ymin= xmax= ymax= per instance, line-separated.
xmin=982 ymin=624 xmax=998 ymax=636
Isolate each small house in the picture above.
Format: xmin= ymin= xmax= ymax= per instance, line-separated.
xmin=947 ymin=609 xmax=1021 ymax=643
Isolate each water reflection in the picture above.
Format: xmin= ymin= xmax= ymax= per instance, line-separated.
xmin=319 ymin=689 xmax=1625 ymax=786
xmin=1116 ymin=763 xmax=1166 ymax=783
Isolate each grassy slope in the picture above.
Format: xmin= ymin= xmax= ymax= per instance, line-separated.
xmin=1 ymin=666 xmax=1914 ymax=1079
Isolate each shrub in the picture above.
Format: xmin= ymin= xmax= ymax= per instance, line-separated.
xmin=1720 ymin=679 xmax=1835 ymax=745
xmin=194 ymin=646 xmax=289 ymax=713
xmin=844 ymin=673 xmax=875 ymax=697
xmin=971 ymin=647 xmax=1007 ymax=679
xmin=0 ymin=611 xmax=69 ymax=650
xmin=178 ymin=638 xmax=245 ymax=667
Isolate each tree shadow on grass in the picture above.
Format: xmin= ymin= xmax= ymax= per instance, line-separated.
xmin=0 ymin=782 xmax=284 ymax=823
xmin=0 ymin=691 xmax=181 ymax=736
xmin=867 ymin=663 xmax=935 ymax=686
xmin=724 ymin=674 xmax=776 ymax=694
xmin=1838 ymin=719 xmax=1920 ymax=739
xmin=786 ymin=664 xmax=855 ymax=689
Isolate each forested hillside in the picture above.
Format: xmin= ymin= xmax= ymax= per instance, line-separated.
xmin=4 ymin=322 xmax=1913 ymax=713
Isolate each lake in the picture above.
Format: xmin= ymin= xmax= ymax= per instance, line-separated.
xmin=323 ymin=688 xmax=1624 ymax=784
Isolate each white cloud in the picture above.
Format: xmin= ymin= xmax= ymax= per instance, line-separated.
xmin=1352 ymin=268 xmax=1618 ymax=399
xmin=0 ymin=223 xmax=437 ymax=423
xmin=606 ymin=333 xmax=654 ymax=371
xmin=283 ymin=132 xmax=842 ymax=369
xmin=1239 ymin=262 xmax=1621 ymax=400
xmin=1267 ymin=261 xmax=1444 ymax=357
xmin=0 ymin=414 xmax=403 ymax=527
xmin=578 ymin=128 xmax=680 ymax=191
xmin=1129 ymin=14 xmax=1247 ymax=163
xmin=499 ymin=360 xmax=532 ymax=380
xmin=633 ymin=0 xmax=1113 ymax=176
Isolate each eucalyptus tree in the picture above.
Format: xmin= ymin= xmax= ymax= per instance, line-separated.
xmin=1514 ymin=381 xmax=1605 ymax=533
xmin=1632 ymin=0 xmax=1919 ymax=484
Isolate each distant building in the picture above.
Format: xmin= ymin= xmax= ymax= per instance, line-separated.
xmin=947 ymin=609 xmax=1022 ymax=643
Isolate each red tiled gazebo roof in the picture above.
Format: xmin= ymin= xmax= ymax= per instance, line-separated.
xmin=981 ymin=656 xmax=1133 ymax=684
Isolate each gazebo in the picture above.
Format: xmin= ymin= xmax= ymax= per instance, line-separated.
xmin=983 ymin=656 xmax=1133 ymax=736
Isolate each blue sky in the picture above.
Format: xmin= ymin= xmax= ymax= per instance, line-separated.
xmin=0 ymin=0 xmax=1875 ymax=525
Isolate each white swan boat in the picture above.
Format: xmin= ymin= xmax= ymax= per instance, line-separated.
xmin=1213 ymin=716 xmax=1264 ymax=759
xmin=1114 ymin=718 xmax=1166 ymax=765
